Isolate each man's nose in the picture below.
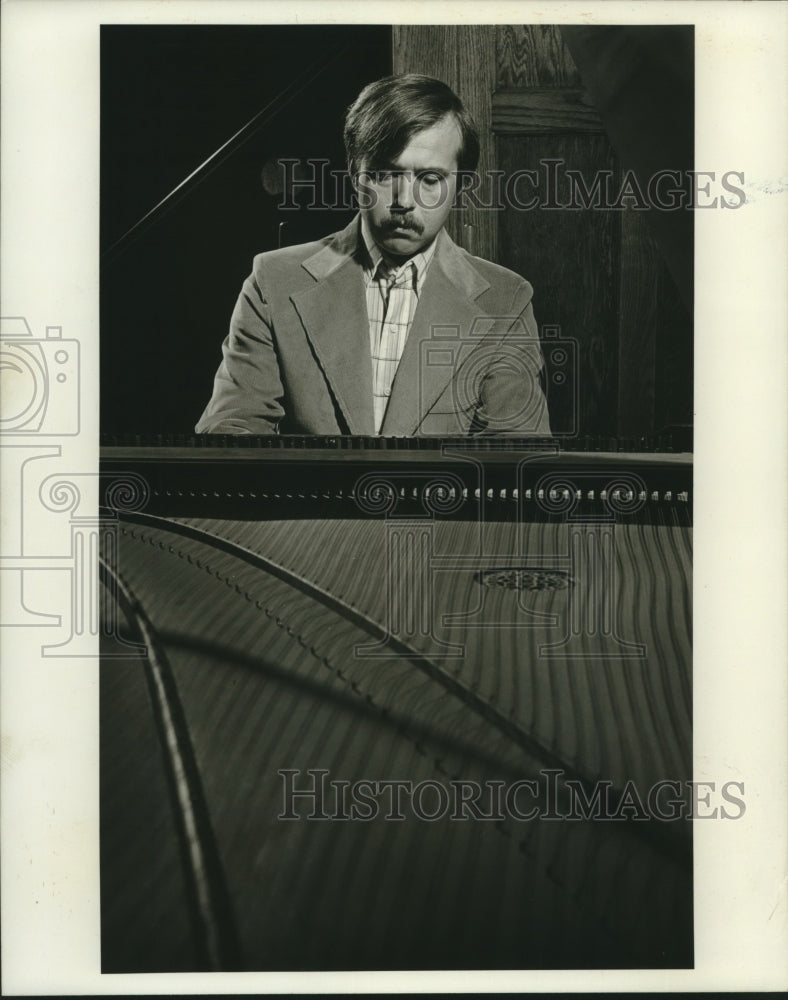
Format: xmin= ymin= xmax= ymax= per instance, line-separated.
xmin=391 ymin=171 xmax=416 ymax=210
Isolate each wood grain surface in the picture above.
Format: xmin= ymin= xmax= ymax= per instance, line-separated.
xmin=390 ymin=23 xmax=693 ymax=439
xmin=617 ymin=209 xmax=659 ymax=435
xmin=492 ymin=90 xmax=603 ymax=135
xmin=497 ymin=134 xmax=620 ymax=438
xmin=496 ymin=25 xmax=584 ymax=89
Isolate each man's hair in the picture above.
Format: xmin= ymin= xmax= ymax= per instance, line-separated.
xmin=343 ymin=74 xmax=480 ymax=177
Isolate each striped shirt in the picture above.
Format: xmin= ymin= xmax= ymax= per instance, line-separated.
xmin=361 ymin=218 xmax=438 ymax=433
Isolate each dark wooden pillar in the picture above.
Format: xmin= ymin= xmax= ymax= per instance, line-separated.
xmin=392 ymin=24 xmax=693 ymax=440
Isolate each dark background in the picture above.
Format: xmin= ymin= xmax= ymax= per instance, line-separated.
xmin=100 ymin=25 xmax=392 ymax=434
xmin=101 ymin=25 xmax=693 ymax=440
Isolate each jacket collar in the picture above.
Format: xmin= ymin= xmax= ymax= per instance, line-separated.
xmin=301 ymin=215 xmax=489 ymax=297
xmin=291 ymin=215 xmax=490 ymax=436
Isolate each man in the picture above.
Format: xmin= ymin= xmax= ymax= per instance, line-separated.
xmin=196 ymin=74 xmax=551 ymax=436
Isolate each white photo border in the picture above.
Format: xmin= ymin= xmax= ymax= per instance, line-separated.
xmin=1 ymin=0 xmax=787 ymax=993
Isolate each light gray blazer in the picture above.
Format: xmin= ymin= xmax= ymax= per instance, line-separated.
xmin=196 ymin=216 xmax=551 ymax=436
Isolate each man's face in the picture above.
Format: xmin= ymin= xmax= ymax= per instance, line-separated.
xmin=356 ymin=114 xmax=461 ymax=259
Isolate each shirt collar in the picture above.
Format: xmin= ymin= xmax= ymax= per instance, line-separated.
xmin=360 ymin=215 xmax=439 ymax=289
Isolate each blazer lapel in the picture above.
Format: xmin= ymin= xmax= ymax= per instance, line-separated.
xmin=380 ymin=232 xmax=490 ymax=436
xmin=290 ymin=220 xmax=375 ymax=435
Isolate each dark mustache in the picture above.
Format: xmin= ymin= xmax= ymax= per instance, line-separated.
xmin=381 ymin=215 xmax=424 ymax=235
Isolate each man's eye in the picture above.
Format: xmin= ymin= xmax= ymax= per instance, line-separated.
xmin=373 ymin=170 xmax=394 ymax=183
xmin=418 ymin=172 xmax=444 ymax=186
